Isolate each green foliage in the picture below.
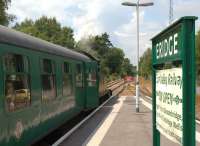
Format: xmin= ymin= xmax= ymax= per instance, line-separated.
xmin=59 ymin=27 xmax=75 ymax=49
xmin=0 ymin=0 xmax=15 ymax=26
xmin=104 ymin=47 xmax=124 ymax=74
xmin=76 ymin=33 xmax=113 ymax=59
xmin=196 ymin=30 xmax=200 ymax=68
xmin=92 ymin=33 xmax=113 ymax=57
xmin=14 ymin=19 xmax=37 ymax=35
xmin=76 ymin=33 xmax=113 ymax=76
xmin=77 ymin=33 xmax=135 ymax=79
xmin=196 ymin=29 xmax=200 ymax=82
xmin=14 ymin=16 xmax=134 ymax=80
xmin=100 ymin=59 xmax=110 ymax=77
xmin=14 ymin=16 xmax=75 ymax=49
xmin=34 ymin=16 xmax=61 ymax=42
xmin=76 ymin=36 xmax=99 ymax=59
xmin=139 ymin=48 xmax=152 ymax=79
xmin=121 ymin=58 xmax=136 ymax=76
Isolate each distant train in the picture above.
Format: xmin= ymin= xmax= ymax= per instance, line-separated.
xmin=124 ymin=76 xmax=134 ymax=82
xmin=0 ymin=25 xmax=110 ymax=146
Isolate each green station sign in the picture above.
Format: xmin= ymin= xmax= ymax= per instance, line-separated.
xmin=153 ymin=25 xmax=181 ymax=63
xmin=152 ymin=16 xmax=197 ymax=146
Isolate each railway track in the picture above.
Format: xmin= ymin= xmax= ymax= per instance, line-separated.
xmin=106 ymin=79 xmax=122 ymax=89
xmin=32 ymin=80 xmax=125 ymax=146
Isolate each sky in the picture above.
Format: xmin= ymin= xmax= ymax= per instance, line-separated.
xmin=8 ymin=0 xmax=200 ymax=65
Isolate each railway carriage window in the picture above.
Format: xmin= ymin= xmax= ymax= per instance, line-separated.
xmin=63 ymin=62 xmax=73 ymax=97
xmin=41 ymin=59 xmax=56 ymax=101
xmin=87 ymin=68 xmax=97 ymax=87
xmin=64 ymin=62 xmax=69 ymax=73
xmin=43 ymin=59 xmax=54 ymax=73
xmin=3 ymin=54 xmax=30 ymax=112
xmin=4 ymin=54 xmax=29 ymax=72
xmin=76 ymin=64 xmax=83 ymax=87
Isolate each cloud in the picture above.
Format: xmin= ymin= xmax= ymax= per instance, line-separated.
xmin=72 ymin=0 xmax=134 ymax=41
xmin=114 ymin=12 xmax=141 ymax=64
xmin=7 ymin=0 xmax=168 ymax=65
xmin=8 ymin=0 xmax=200 ymax=65
xmin=8 ymin=0 xmax=106 ymax=41
xmin=174 ymin=0 xmax=200 ymax=29
xmin=114 ymin=31 xmax=147 ymax=37
xmin=175 ymin=0 xmax=200 ymax=17
xmin=8 ymin=0 xmax=128 ymax=41
xmin=72 ymin=0 xmax=106 ymax=41
xmin=113 ymin=10 xmax=163 ymax=64
xmin=8 ymin=0 xmax=79 ymax=25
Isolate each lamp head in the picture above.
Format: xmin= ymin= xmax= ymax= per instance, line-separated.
xmin=122 ymin=2 xmax=154 ymax=7
xmin=122 ymin=2 xmax=137 ymax=6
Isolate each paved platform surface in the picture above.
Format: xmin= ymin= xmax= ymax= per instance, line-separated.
xmin=59 ymin=95 xmax=200 ymax=146
xmin=98 ymin=96 xmax=152 ymax=146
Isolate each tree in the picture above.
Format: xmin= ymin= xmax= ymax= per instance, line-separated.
xmin=139 ymin=48 xmax=152 ymax=79
xmin=13 ymin=16 xmax=75 ymax=49
xmin=76 ymin=36 xmax=99 ymax=58
xmin=14 ymin=19 xmax=37 ymax=35
xmin=0 ymin=0 xmax=15 ymax=25
xmin=58 ymin=27 xmax=75 ymax=49
xmin=121 ymin=58 xmax=136 ymax=76
xmin=34 ymin=16 xmax=61 ymax=43
xmin=92 ymin=33 xmax=113 ymax=57
xmin=196 ymin=29 xmax=200 ymax=80
xmin=14 ymin=17 xmax=134 ymax=80
xmin=77 ymin=34 xmax=135 ymax=79
xmin=104 ymin=47 xmax=125 ymax=74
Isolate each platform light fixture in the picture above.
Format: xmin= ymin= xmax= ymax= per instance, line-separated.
xmin=121 ymin=0 xmax=154 ymax=113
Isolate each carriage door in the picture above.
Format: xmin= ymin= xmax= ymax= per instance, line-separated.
xmin=75 ymin=63 xmax=85 ymax=108
xmin=85 ymin=62 xmax=98 ymax=109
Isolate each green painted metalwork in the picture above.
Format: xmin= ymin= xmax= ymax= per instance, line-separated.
xmin=0 ymin=40 xmax=100 ymax=145
xmin=152 ymin=16 xmax=197 ymax=146
xmin=85 ymin=61 xmax=99 ymax=108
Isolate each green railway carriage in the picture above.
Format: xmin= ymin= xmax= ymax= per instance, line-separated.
xmin=0 ymin=25 xmax=101 ymax=146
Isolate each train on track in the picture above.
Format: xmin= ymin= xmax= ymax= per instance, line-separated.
xmin=0 ymin=25 xmax=114 ymax=146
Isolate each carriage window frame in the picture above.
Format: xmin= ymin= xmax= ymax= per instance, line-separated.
xmin=76 ymin=64 xmax=83 ymax=87
xmin=41 ymin=58 xmax=57 ymax=102
xmin=87 ymin=68 xmax=97 ymax=87
xmin=3 ymin=53 xmax=31 ymax=112
xmin=62 ymin=62 xmax=73 ymax=97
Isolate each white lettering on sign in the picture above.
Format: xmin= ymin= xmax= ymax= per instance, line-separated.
xmin=156 ymin=67 xmax=182 ymax=145
xmin=156 ymin=33 xmax=179 ymax=59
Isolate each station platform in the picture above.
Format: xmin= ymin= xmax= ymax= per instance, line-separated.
xmin=57 ymin=94 xmax=200 ymax=146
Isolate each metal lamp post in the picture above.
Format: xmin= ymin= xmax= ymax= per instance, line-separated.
xmin=122 ymin=1 xmax=153 ymax=112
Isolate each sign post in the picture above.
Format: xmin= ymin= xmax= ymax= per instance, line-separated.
xmin=152 ymin=16 xmax=197 ymax=146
